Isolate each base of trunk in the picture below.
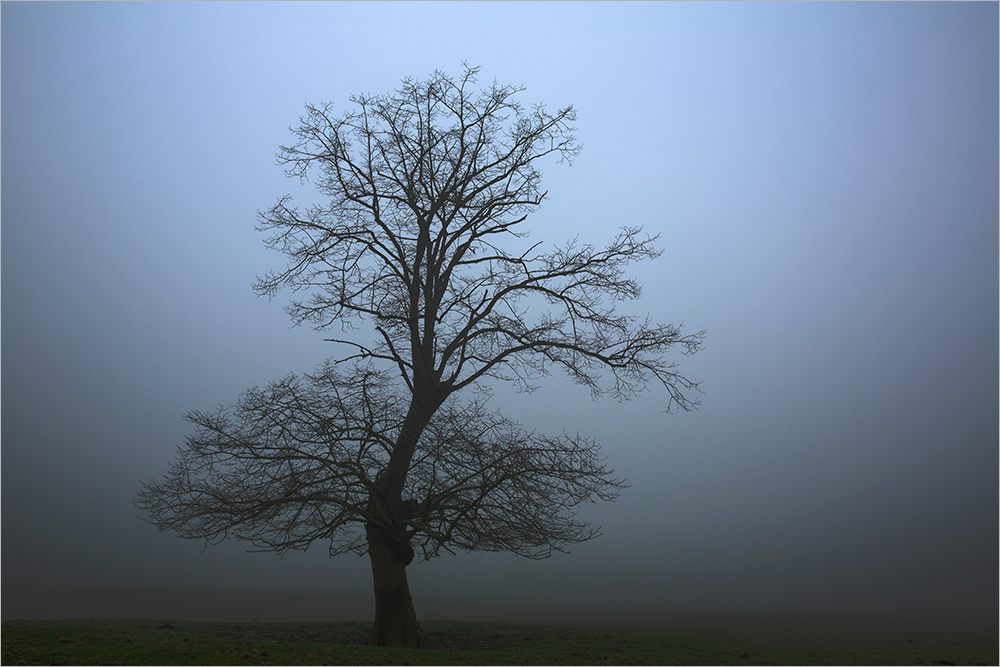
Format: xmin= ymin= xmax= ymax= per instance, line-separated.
xmin=366 ymin=523 xmax=426 ymax=648
xmin=367 ymin=602 xmax=426 ymax=648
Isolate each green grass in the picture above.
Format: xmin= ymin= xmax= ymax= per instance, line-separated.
xmin=2 ymin=617 xmax=995 ymax=665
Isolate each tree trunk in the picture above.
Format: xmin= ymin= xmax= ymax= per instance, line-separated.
xmin=366 ymin=521 xmax=426 ymax=648
xmin=364 ymin=388 xmax=443 ymax=647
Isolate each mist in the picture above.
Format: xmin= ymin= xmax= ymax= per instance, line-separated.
xmin=3 ymin=2 xmax=996 ymax=626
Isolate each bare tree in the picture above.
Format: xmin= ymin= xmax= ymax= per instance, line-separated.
xmin=136 ymin=65 xmax=704 ymax=647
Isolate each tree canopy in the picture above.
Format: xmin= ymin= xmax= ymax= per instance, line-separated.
xmin=254 ymin=65 xmax=703 ymax=407
xmin=137 ymin=362 xmax=626 ymax=564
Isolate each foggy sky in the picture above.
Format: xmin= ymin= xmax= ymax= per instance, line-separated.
xmin=3 ymin=2 xmax=997 ymax=623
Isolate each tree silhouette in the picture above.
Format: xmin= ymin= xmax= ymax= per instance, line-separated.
xmin=136 ymin=65 xmax=704 ymax=647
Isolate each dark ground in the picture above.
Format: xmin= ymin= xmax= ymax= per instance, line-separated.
xmin=4 ymin=586 xmax=996 ymax=649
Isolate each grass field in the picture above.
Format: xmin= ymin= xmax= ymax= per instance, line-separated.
xmin=1 ymin=616 xmax=995 ymax=665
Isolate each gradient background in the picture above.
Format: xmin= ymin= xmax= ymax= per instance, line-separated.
xmin=3 ymin=2 xmax=997 ymax=624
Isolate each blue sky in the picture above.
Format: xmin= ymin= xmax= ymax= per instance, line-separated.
xmin=3 ymin=1 xmax=997 ymax=622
